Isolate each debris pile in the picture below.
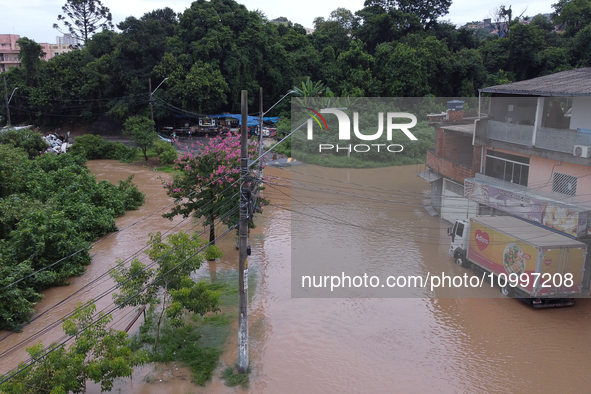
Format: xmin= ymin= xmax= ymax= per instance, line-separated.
xmin=42 ymin=133 xmax=71 ymax=154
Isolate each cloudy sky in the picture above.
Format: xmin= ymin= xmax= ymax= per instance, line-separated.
xmin=3 ymin=0 xmax=557 ymax=44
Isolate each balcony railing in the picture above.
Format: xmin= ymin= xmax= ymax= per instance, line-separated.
xmin=485 ymin=119 xmax=591 ymax=155
xmin=536 ymin=126 xmax=591 ymax=153
xmin=426 ymin=150 xmax=474 ymax=183
xmin=487 ymin=120 xmax=534 ymax=146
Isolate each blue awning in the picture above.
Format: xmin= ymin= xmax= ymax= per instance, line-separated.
xmin=207 ymin=114 xmax=280 ymax=126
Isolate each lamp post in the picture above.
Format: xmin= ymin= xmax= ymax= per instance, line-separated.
xmin=3 ymin=76 xmax=17 ymax=127
xmin=258 ymin=90 xmax=296 ymax=168
xmin=149 ymin=77 xmax=168 ymax=131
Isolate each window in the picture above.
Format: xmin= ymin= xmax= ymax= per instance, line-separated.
xmin=485 ymin=150 xmax=529 ymax=186
xmin=552 ymin=173 xmax=577 ymax=196
xmin=445 ymin=179 xmax=464 ymax=196
xmin=456 ymin=222 xmax=464 ymax=237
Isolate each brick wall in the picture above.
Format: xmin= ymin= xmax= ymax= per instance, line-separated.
xmin=427 ymin=150 xmax=475 ymax=183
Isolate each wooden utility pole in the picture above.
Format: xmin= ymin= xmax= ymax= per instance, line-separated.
xmin=238 ymin=89 xmax=249 ymax=374
xmin=148 ymin=78 xmax=154 ymax=131
xmin=3 ymin=76 xmax=11 ymax=127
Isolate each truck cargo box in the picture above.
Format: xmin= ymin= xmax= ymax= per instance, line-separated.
xmin=467 ymin=216 xmax=587 ymax=297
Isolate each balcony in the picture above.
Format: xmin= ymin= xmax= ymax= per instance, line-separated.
xmin=474 ymin=118 xmax=591 ymax=165
xmin=426 ymin=150 xmax=475 ymax=184
xmin=487 ymin=120 xmax=534 ymax=147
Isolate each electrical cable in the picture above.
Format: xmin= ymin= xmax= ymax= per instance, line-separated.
xmin=0 ymin=222 xmax=239 ymax=386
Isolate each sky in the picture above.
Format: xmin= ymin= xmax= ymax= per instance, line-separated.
xmin=2 ymin=0 xmax=557 ymax=44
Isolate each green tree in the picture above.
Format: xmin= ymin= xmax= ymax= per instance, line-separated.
xmin=571 ymin=24 xmax=591 ymax=66
xmin=508 ymin=22 xmax=545 ymax=80
xmin=54 ymin=0 xmax=115 ymax=44
xmin=552 ymin=0 xmax=591 ymax=36
xmin=123 ymin=116 xmax=157 ymax=160
xmin=0 ymin=301 xmax=147 ymax=394
xmin=374 ymin=42 xmax=429 ymax=96
xmin=110 ymin=231 xmax=220 ymax=350
xmin=16 ymin=38 xmax=45 ymax=86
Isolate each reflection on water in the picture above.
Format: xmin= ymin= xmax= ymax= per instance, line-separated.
xmin=1 ymin=161 xmax=590 ymax=394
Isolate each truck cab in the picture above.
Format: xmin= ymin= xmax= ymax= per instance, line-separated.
xmin=447 ymin=219 xmax=470 ymax=267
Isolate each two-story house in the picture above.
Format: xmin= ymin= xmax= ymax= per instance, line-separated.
xmin=471 ymin=68 xmax=591 ymax=240
xmin=424 ymin=68 xmax=591 ymax=238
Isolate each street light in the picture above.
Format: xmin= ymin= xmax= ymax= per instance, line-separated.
xmin=258 ymin=90 xmax=296 ymax=168
xmin=8 ymin=87 xmax=18 ymax=105
xmin=263 ymin=89 xmax=296 ymax=116
xmin=152 ymin=77 xmax=168 ymax=96
xmin=149 ymin=77 xmax=168 ymax=130
xmin=3 ymin=75 xmax=18 ymax=127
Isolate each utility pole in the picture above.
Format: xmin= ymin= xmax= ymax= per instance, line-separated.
xmin=238 ymin=89 xmax=249 ymax=374
xmin=149 ymin=78 xmax=154 ymax=131
xmin=3 ymin=76 xmax=11 ymax=127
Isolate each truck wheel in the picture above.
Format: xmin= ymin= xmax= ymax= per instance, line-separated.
xmin=500 ymin=284 xmax=514 ymax=297
xmin=454 ymin=253 xmax=467 ymax=268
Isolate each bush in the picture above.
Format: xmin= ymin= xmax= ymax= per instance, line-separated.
xmin=159 ymin=149 xmax=177 ymax=164
xmin=152 ymin=140 xmax=171 ymax=155
xmin=0 ymin=144 xmax=146 ymax=330
xmin=153 ymin=140 xmax=177 ymax=164
xmin=205 ymin=245 xmax=224 ymax=261
xmin=0 ymin=128 xmax=47 ymax=158
xmin=69 ymin=134 xmax=110 ymax=159
xmin=70 ymin=134 xmax=135 ymax=161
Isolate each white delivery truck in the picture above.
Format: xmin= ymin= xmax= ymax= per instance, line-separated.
xmin=448 ymin=215 xmax=587 ymax=308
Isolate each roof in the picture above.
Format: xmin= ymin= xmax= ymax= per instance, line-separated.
xmin=472 ymin=216 xmax=586 ymax=248
xmin=479 ymin=68 xmax=591 ymax=97
xmin=418 ymin=168 xmax=442 ymax=183
xmin=440 ymin=123 xmax=474 ymax=135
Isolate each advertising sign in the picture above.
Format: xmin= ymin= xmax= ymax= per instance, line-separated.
xmin=467 ymin=221 xmax=539 ymax=294
xmin=464 ymin=178 xmax=589 ymax=238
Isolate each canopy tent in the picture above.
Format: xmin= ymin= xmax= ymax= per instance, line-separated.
xmin=208 ymin=114 xmax=280 ymax=126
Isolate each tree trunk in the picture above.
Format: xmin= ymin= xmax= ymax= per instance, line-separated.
xmin=154 ymin=292 xmax=168 ymax=351
xmin=209 ymin=219 xmax=215 ymax=245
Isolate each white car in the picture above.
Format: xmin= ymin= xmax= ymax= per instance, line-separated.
xmin=158 ymin=134 xmax=173 ymax=143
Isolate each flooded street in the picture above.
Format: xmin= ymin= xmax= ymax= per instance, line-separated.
xmin=2 ymin=161 xmax=591 ymax=393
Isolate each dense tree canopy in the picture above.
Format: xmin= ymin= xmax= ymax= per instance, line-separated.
xmin=3 ymin=0 xmax=591 ymax=128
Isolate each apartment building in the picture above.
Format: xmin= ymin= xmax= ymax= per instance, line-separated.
xmin=0 ymin=34 xmax=75 ymax=73
xmin=0 ymin=34 xmax=20 ymax=73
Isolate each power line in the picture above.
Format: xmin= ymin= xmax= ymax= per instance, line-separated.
xmin=0 ymin=211 xmax=238 ymax=363
xmin=0 ymin=222 xmax=239 ymax=386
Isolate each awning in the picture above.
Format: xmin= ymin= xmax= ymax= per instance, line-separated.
xmin=207 ymin=114 xmax=281 ymax=126
xmin=418 ymin=169 xmax=442 ymax=183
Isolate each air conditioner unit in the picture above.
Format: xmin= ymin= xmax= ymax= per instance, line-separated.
xmin=573 ymin=145 xmax=591 ymax=158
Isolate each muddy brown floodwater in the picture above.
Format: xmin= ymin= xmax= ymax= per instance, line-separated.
xmin=2 ymin=160 xmax=591 ymax=394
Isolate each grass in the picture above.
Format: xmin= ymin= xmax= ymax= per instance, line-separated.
xmin=130 ymin=270 xmax=256 ymax=387
xmin=221 ymin=366 xmax=250 ymax=388
xmin=153 ymin=164 xmax=180 ymax=174
xmin=292 ymin=151 xmax=426 ymax=168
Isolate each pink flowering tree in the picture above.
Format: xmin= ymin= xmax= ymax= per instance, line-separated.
xmin=163 ymin=133 xmax=266 ymax=244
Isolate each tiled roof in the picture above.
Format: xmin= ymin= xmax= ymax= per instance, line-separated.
xmin=479 ymin=68 xmax=591 ymax=97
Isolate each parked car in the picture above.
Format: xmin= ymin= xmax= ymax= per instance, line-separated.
xmin=262 ymin=127 xmax=277 ymax=137
xmin=158 ymin=134 xmax=172 ymax=144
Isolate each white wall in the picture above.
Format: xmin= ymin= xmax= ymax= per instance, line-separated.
xmin=570 ymin=97 xmax=591 ymax=131
xmin=441 ymin=179 xmax=479 ymax=224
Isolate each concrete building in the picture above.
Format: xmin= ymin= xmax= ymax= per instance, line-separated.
xmin=423 ymin=68 xmax=591 ymax=241
xmin=0 ymin=34 xmax=20 ymax=73
xmin=56 ymin=34 xmax=79 ymax=46
xmin=0 ymin=34 xmax=76 ymax=73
